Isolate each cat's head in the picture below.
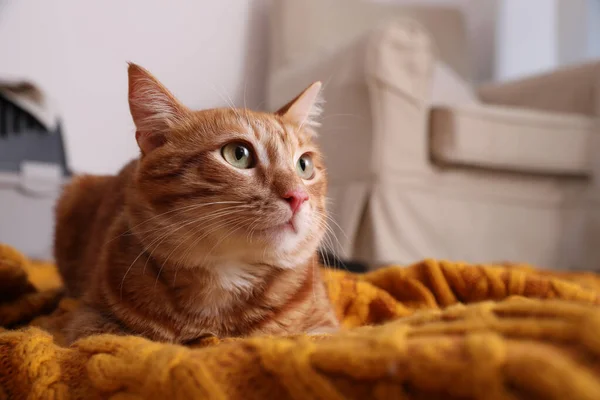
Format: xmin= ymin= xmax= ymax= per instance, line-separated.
xmin=126 ymin=63 xmax=327 ymax=269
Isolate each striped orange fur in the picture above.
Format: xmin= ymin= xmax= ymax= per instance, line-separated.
xmin=54 ymin=63 xmax=338 ymax=344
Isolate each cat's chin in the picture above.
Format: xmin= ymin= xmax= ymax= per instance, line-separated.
xmin=252 ymin=225 xmax=298 ymax=250
xmin=249 ymin=218 xmax=310 ymax=253
xmin=256 ymin=221 xmax=296 ymax=235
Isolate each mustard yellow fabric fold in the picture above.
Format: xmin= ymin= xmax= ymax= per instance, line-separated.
xmin=2 ymin=244 xmax=600 ymax=399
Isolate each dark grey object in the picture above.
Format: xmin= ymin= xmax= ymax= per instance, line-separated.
xmin=0 ymin=94 xmax=69 ymax=175
xmin=0 ymin=92 xmax=69 ymax=259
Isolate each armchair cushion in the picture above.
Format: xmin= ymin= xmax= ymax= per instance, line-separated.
xmin=430 ymin=104 xmax=597 ymax=175
xmin=477 ymin=61 xmax=600 ymax=116
xmin=431 ymin=62 xmax=478 ymax=106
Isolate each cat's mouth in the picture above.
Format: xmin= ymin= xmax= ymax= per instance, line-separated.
xmin=255 ymin=218 xmax=298 ymax=235
xmin=285 ymin=219 xmax=297 ymax=233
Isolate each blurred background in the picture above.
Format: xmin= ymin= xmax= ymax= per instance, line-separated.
xmin=1 ymin=0 xmax=600 ymax=270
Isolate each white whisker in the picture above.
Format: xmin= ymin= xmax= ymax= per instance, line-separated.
xmin=159 ymin=208 xmax=250 ymax=275
xmin=108 ymin=201 xmax=245 ymax=243
xmin=119 ymin=204 xmax=251 ymax=297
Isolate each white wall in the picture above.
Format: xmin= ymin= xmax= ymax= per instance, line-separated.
xmin=588 ymin=0 xmax=600 ymax=59
xmin=0 ymin=0 xmax=270 ymax=174
xmin=495 ymin=0 xmax=600 ymax=82
xmin=495 ymin=0 xmax=558 ymax=81
xmin=558 ymin=0 xmax=589 ymax=66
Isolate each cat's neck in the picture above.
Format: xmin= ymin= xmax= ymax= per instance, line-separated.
xmin=114 ymin=214 xmax=319 ymax=318
xmin=140 ymin=251 xmax=316 ymax=317
xmin=148 ymin=252 xmax=312 ymax=289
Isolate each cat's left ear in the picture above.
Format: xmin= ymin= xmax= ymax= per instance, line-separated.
xmin=128 ymin=62 xmax=189 ymax=155
xmin=276 ymin=81 xmax=323 ymax=128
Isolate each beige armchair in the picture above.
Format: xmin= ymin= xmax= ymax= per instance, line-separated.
xmin=267 ymin=0 xmax=600 ymax=270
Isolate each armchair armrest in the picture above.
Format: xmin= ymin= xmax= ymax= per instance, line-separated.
xmin=267 ymin=19 xmax=437 ymax=179
xmin=477 ymin=61 xmax=600 ymax=116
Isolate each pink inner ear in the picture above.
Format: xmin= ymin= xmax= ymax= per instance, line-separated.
xmin=279 ymin=81 xmax=323 ymax=127
xmin=136 ymin=131 xmax=166 ymax=154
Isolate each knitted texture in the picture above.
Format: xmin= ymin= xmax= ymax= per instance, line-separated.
xmin=1 ymin=243 xmax=600 ymax=399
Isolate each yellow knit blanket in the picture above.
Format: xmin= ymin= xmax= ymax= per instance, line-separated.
xmin=2 ymin=244 xmax=600 ymax=399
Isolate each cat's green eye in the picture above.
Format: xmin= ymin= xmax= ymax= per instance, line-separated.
xmin=221 ymin=142 xmax=254 ymax=169
xmin=296 ymin=153 xmax=315 ymax=180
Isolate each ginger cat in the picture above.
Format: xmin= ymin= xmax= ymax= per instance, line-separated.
xmin=54 ymin=63 xmax=339 ymax=344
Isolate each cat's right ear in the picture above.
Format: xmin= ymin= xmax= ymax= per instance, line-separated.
xmin=127 ymin=63 xmax=188 ymax=155
xmin=276 ymin=81 xmax=323 ymax=128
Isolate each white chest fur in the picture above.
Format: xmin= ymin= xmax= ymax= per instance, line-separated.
xmin=212 ymin=262 xmax=258 ymax=294
xmin=193 ymin=261 xmax=263 ymax=318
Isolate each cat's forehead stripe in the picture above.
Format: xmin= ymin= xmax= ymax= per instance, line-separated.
xmin=250 ymin=117 xmax=265 ymax=141
xmin=249 ymin=118 xmax=284 ymax=167
xmin=246 ymin=118 xmax=269 ymax=167
xmin=267 ymin=121 xmax=288 ymax=165
xmin=268 ymin=117 xmax=287 ymax=146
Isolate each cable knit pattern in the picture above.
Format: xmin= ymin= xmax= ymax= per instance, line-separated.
xmin=2 ymin=243 xmax=600 ymax=399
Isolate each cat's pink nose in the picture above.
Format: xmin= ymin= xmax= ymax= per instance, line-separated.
xmin=282 ymin=189 xmax=309 ymax=214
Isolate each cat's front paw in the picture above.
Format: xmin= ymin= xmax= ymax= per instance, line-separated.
xmin=63 ymin=306 xmax=126 ymax=345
